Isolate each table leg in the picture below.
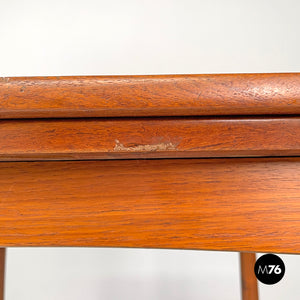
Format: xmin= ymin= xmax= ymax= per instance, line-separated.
xmin=240 ymin=252 xmax=258 ymax=300
xmin=0 ymin=248 xmax=5 ymax=300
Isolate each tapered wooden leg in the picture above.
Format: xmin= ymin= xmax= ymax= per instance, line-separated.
xmin=0 ymin=248 xmax=5 ymax=300
xmin=240 ymin=252 xmax=258 ymax=300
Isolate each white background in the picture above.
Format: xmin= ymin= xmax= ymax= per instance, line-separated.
xmin=0 ymin=0 xmax=299 ymax=299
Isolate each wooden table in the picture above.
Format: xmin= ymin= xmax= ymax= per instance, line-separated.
xmin=1 ymin=73 xmax=300 ymax=300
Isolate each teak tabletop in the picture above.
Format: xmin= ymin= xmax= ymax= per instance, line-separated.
xmin=0 ymin=73 xmax=299 ymax=300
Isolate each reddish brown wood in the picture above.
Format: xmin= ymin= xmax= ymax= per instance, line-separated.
xmin=0 ymin=117 xmax=299 ymax=161
xmin=0 ymin=248 xmax=5 ymax=300
xmin=1 ymin=73 xmax=299 ymax=300
xmin=0 ymin=158 xmax=299 ymax=253
xmin=1 ymin=73 xmax=300 ymax=119
xmin=240 ymin=253 xmax=258 ymax=300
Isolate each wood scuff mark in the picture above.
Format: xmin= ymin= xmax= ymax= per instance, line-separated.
xmin=114 ymin=139 xmax=178 ymax=152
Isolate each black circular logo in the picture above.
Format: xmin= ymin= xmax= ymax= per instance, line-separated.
xmin=254 ymin=254 xmax=285 ymax=285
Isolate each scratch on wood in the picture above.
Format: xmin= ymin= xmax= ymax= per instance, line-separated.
xmin=114 ymin=140 xmax=178 ymax=152
xmin=1 ymin=77 xmax=10 ymax=83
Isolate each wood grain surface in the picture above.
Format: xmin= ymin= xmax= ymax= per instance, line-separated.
xmin=0 ymin=117 xmax=299 ymax=161
xmin=1 ymin=73 xmax=300 ymax=118
xmin=0 ymin=158 xmax=299 ymax=253
xmin=240 ymin=253 xmax=258 ymax=300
